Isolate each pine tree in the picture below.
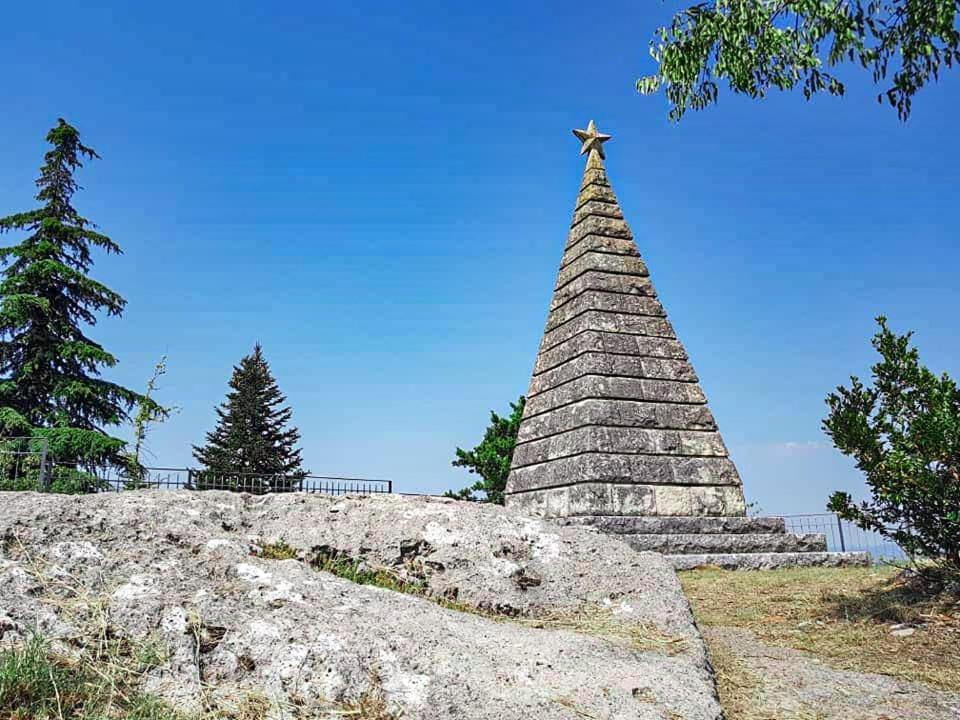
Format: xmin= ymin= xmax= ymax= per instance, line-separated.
xmin=193 ymin=344 xmax=306 ymax=493
xmin=0 ymin=119 xmax=152 ymax=484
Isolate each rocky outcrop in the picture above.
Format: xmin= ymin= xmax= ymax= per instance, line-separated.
xmin=0 ymin=491 xmax=723 ymax=719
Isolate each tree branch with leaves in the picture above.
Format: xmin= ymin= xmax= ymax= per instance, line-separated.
xmin=639 ymin=0 xmax=960 ymax=120
xmin=445 ymin=397 xmax=525 ymax=505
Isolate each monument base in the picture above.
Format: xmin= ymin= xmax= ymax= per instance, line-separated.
xmin=554 ymin=514 xmax=871 ymax=570
xmin=504 ymin=482 xmax=748 ymax=518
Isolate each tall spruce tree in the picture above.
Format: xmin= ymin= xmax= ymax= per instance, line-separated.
xmin=193 ymin=344 xmax=305 ymax=493
xmin=0 ymin=119 xmax=151 ymax=482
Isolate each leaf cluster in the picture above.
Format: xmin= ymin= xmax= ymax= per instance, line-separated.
xmin=638 ymin=0 xmax=960 ymax=120
xmin=445 ymin=396 xmax=525 ymax=505
xmin=823 ymin=316 xmax=960 ymax=568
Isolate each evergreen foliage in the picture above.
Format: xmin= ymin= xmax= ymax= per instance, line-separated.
xmin=639 ymin=0 xmax=960 ymax=120
xmin=824 ymin=317 xmax=960 ymax=569
xmin=445 ymin=396 xmax=525 ymax=505
xmin=193 ymin=343 xmax=305 ymax=492
xmin=0 ymin=118 xmax=152 ymax=479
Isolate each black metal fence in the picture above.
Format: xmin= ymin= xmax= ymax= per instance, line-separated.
xmin=779 ymin=512 xmax=906 ymax=562
xmin=0 ymin=437 xmax=392 ymax=497
xmin=104 ymin=467 xmax=393 ymax=496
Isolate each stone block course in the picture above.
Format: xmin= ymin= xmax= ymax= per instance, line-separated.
xmin=524 ymin=375 xmax=707 ymax=417
xmin=571 ymin=200 xmax=623 ymax=226
xmin=528 ymin=353 xmax=698 ymax=395
xmin=555 ymin=252 xmax=649 ymax=289
xmin=549 ymin=273 xmax=657 ymax=311
xmin=506 ymin=482 xmax=748 ymax=518
xmin=541 ymin=311 xmax=676 ymax=352
xmin=545 ymin=292 xmax=666 ymax=331
xmin=622 ymin=532 xmax=828 ymax=554
xmin=515 ymin=399 xmax=718 ymax=443
xmin=560 ymin=235 xmax=640 ymax=268
xmin=511 ymin=426 xmax=729 ymax=468
xmin=566 ymin=216 xmax=634 ymax=248
xmin=575 ymin=182 xmax=619 ymax=206
xmin=534 ymin=331 xmax=688 ymax=374
xmin=508 ymin=454 xmax=741 ymax=492
xmin=555 ymin=515 xmax=788 ymax=535
xmin=668 ymin=552 xmax=871 ymax=571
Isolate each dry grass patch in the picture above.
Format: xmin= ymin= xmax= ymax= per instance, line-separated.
xmin=706 ymin=639 xmax=831 ymax=720
xmin=516 ymin=608 xmax=688 ymax=655
xmin=680 ymin=566 xmax=960 ymax=691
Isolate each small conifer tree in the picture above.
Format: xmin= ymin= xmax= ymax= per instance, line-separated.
xmin=0 ymin=119 xmax=154 ymax=488
xmin=193 ymin=344 xmax=305 ymax=493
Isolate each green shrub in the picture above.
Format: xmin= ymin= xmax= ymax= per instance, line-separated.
xmin=824 ymin=317 xmax=960 ymax=570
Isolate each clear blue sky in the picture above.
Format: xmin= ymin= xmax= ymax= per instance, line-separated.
xmin=2 ymin=1 xmax=957 ymax=513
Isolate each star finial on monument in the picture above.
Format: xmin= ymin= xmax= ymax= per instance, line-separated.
xmin=572 ymin=120 xmax=612 ymax=159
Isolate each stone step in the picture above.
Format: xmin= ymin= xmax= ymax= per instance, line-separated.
xmin=623 ymin=532 xmax=827 ymax=554
xmin=668 ymin=551 xmax=871 ymax=571
xmin=557 ymin=515 xmax=787 ymax=535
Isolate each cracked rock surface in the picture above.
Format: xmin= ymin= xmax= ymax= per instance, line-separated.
xmin=0 ymin=491 xmax=722 ymax=719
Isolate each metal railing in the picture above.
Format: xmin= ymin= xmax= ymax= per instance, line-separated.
xmin=779 ymin=512 xmax=907 ymax=562
xmin=0 ymin=439 xmax=392 ymax=497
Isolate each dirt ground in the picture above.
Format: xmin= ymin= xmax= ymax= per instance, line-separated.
xmin=680 ymin=566 xmax=960 ymax=720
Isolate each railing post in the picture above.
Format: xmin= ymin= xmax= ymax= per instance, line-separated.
xmin=38 ymin=438 xmax=51 ymax=492
xmin=387 ymin=480 xmax=393 ymax=494
xmin=836 ymin=514 xmax=846 ymax=552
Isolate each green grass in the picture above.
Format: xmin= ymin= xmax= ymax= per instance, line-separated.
xmin=0 ymin=635 xmax=183 ymax=720
xmin=257 ymin=538 xmax=299 ymax=560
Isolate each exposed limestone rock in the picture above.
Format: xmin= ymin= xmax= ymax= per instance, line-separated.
xmin=0 ymin=490 xmax=723 ymax=719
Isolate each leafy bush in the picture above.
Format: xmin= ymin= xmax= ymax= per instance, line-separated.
xmin=445 ymin=396 xmax=525 ymax=504
xmin=824 ymin=317 xmax=960 ymax=569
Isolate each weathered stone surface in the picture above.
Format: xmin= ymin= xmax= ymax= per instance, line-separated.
xmin=560 ymin=235 xmax=640 ymax=269
xmin=529 ymin=354 xmax=697 ymax=395
xmin=574 ymin=182 xmax=618 ymax=206
xmin=555 ymin=252 xmax=649 ymax=289
xmin=512 ymin=427 xmax=728 ymax=468
xmin=506 ymin=483 xmax=748 ymax=518
xmin=508 ymin=454 xmax=741 ymax=492
xmin=566 ymin=216 xmax=634 ymax=249
xmin=534 ymin=331 xmax=688 ymax=374
xmin=545 ymin=291 xmax=666 ymax=331
xmin=571 ymin=200 xmax=622 ymax=226
xmin=0 ymin=491 xmax=724 ymax=720
xmin=550 ymin=273 xmax=657 ymax=311
xmin=541 ymin=312 xmax=676 ymax=353
xmin=581 ymin=167 xmax=610 ymax=188
xmin=556 ymin=515 xmax=787 ymax=535
xmin=668 ymin=551 xmax=871 ymax=571
xmin=622 ymin=532 xmax=828 ymax=554
xmin=516 ymin=400 xmax=718 ymax=443
xmin=525 ymin=376 xmax=706 ymax=416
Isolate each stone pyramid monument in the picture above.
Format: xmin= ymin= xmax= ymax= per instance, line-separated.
xmin=504 ymin=121 xmax=868 ymax=569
